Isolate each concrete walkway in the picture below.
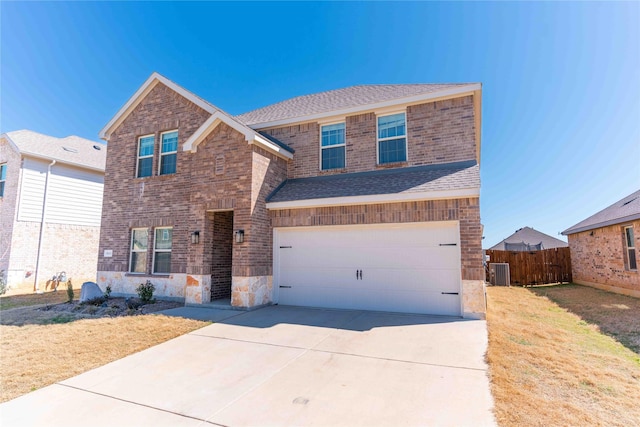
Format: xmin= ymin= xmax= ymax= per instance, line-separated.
xmin=0 ymin=306 xmax=496 ymax=426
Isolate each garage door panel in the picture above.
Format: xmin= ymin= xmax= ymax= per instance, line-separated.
xmin=275 ymin=222 xmax=461 ymax=316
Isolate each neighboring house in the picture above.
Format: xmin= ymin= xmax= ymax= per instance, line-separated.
xmin=0 ymin=130 xmax=106 ymax=290
xmin=488 ymin=226 xmax=568 ymax=251
xmin=97 ymin=72 xmax=485 ymax=319
xmin=563 ymin=190 xmax=640 ymax=298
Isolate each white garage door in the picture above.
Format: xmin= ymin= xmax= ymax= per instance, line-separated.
xmin=274 ymin=221 xmax=462 ymax=316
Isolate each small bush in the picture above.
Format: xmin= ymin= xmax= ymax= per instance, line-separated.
xmin=104 ymin=285 xmax=112 ymax=300
xmin=0 ymin=270 xmax=7 ymax=296
xmin=136 ymin=280 xmax=155 ymax=304
xmin=66 ymin=280 xmax=74 ymax=303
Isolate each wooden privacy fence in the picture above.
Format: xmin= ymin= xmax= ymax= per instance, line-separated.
xmin=485 ymin=247 xmax=572 ymax=286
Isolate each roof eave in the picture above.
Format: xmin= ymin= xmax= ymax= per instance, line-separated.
xmin=562 ymin=213 xmax=640 ymax=235
xmin=182 ymin=112 xmax=293 ymax=161
xmin=99 ymin=72 xmax=218 ymax=141
xmin=20 ymin=152 xmax=106 ymax=173
xmin=266 ymin=187 xmax=480 ymax=210
xmin=245 ymin=83 xmax=482 ymax=129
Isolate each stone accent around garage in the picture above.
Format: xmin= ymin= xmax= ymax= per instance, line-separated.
xmin=568 ymin=220 xmax=639 ymax=297
xmin=462 ymin=280 xmax=487 ymax=319
xmin=231 ymin=275 xmax=273 ymax=308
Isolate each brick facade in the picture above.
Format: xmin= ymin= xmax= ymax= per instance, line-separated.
xmin=0 ymin=137 xmax=21 ymax=280
xmin=568 ymin=221 xmax=640 ymax=297
xmin=98 ymin=79 xmax=484 ymax=317
xmin=262 ymin=95 xmax=476 ymax=179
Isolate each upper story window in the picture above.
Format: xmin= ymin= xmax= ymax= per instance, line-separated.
xmin=153 ymin=227 xmax=173 ymax=274
xmin=377 ymin=112 xmax=407 ymax=164
xmin=160 ymin=131 xmax=178 ymax=175
xmin=129 ymin=228 xmax=148 ymax=273
xmin=321 ymin=123 xmax=345 ymax=170
xmin=0 ymin=163 xmax=6 ymax=197
xmin=624 ymin=226 xmax=637 ymax=271
xmin=137 ymin=135 xmax=155 ymax=178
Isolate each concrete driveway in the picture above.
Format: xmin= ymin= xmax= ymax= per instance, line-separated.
xmin=0 ymin=306 xmax=496 ymax=426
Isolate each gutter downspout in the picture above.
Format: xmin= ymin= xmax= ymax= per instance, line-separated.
xmin=33 ymin=160 xmax=56 ymax=293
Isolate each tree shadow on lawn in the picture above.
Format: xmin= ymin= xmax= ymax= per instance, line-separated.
xmin=530 ymin=283 xmax=640 ymax=355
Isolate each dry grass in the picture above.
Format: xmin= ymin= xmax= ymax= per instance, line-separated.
xmin=487 ymin=285 xmax=640 ymax=427
xmin=0 ymin=289 xmax=208 ymax=403
xmin=530 ymin=284 xmax=640 ymax=353
xmin=0 ymin=287 xmax=73 ymax=311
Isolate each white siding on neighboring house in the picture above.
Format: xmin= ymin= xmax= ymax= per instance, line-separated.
xmin=17 ymin=157 xmax=104 ymax=226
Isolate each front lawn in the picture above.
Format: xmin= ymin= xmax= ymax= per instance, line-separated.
xmin=0 ymin=290 xmax=208 ymax=403
xmin=486 ymin=284 xmax=640 ymax=427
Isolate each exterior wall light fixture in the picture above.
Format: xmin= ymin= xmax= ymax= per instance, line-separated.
xmin=235 ymin=229 xmax=244 ymax=244
xmin=191 ymin=231 xmax=200 ymax=244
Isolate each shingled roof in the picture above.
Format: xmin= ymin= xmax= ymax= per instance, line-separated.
xmin=489 ymin=226 xmax=568 ymax=251
xmin=563 ymin=189 xmax=640 ymax=235
xmin=3 ymin=130 xmax=106 ymax=171
xmin=267 ymin=160 xmax=479 ymax=205
xmin=237 ymin=83 xmax=476 ymax=126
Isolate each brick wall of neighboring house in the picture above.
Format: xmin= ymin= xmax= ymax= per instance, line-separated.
xmin=262 ymin=95 xmax=476 ymax=179
xmin=0 ymin=138 xmax=21 ymax=284
xmin=8 ymin=222 xmax=100 ymax=289
xmin=568 ymin=220 xmax=640 ymax=297
xmin=270 ymin=197 xmax=484 ymax=281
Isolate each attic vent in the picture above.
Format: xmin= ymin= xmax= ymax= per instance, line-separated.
xmin=62 ymin=146 xmax=78 ymax=153
xmin=622 ymin=197 xmax=638 ymax=206
xmin=93 ymin=145 xmax=102 ymax=150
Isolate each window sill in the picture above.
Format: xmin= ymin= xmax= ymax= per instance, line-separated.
xmin=376 ymin=161 xmax=409 ymax=169
xmin=125 ymin=273 xmax=171 ymax=278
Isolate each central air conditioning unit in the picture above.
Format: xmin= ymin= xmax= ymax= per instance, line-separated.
xmin=489 ymin=263 xmax=511 ymax=286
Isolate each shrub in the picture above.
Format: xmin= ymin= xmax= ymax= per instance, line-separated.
xmin=104 ymin=285 xmax=112 ymax=300
xmin=0 ymin=270 xmax=6 ymax=296
xmin=66 ymin=279 xmax=74 ymax=303
xmin=136 ymin=280 xmax=155 ymax=304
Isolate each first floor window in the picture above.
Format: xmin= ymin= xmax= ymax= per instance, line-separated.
xmin=160 ymin=131 xmax=178 ymax=175
xmin=321 ymin=123 xmax=345 ymax=170
xmin=137 ymin=135 xmax=155 ymax=178
xmin=377 ymin=112 xmax=407 ymax=164
xmin=153 ymin=227 xmax=173 ymax=274
xmin=0 ymin=163 xmax=6 ymax=197
xmin=624 ymin=226 xmax=637 ymax=270
xmin=130 ymin=228 xmax=148 ymax=273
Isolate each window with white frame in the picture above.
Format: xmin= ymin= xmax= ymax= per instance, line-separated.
xmin=0 ymin=163 xmax=6 ymax=197
xmin=129 ymin=228 xmax=148 ymax=273
xmin=153 ymin=227 xmax=173 ymax=274
xmin=624 ymin=226 xmax=637 ymax=271
xmin=377 ymin=112 xmax=407 ymax=164
xmin=137 ymin=135 xmax=155 ymax=178
xmin=159 ymin=131 xmax=178 ymax=175
xmin=321 ymin=123 xmax=345 ymax=170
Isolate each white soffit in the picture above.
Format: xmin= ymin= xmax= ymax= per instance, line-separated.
xmin=266 ymin=187 xmax=480 ymax=210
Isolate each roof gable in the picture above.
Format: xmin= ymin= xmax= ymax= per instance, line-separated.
xmin=2 ymin=130 xmax=106 ymax=172
xmin=489 ymin=227 xmax=568 ymax=251
xmin=100 ymin=73 xmax=293 ymax=160
xmin=563 ymin=189 xmax=640 ymax=235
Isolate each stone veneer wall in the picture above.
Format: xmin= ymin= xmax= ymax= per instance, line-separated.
xmin=261 ymin=95 xmax=476 ymax=179
xmin=568 ymin=220 xmax=640 ymax=297
xmin=0 ymin=138 xmax=21 ymax=285
xmin=9 ymin=221 xmax=100 ymax=289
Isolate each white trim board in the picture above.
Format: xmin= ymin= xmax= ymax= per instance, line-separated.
xmin=266 ymin=187 xmax=480 ymax=210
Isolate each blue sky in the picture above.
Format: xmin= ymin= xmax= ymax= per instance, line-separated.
xmin=2 ymin=2 xmax=639 ymax=247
